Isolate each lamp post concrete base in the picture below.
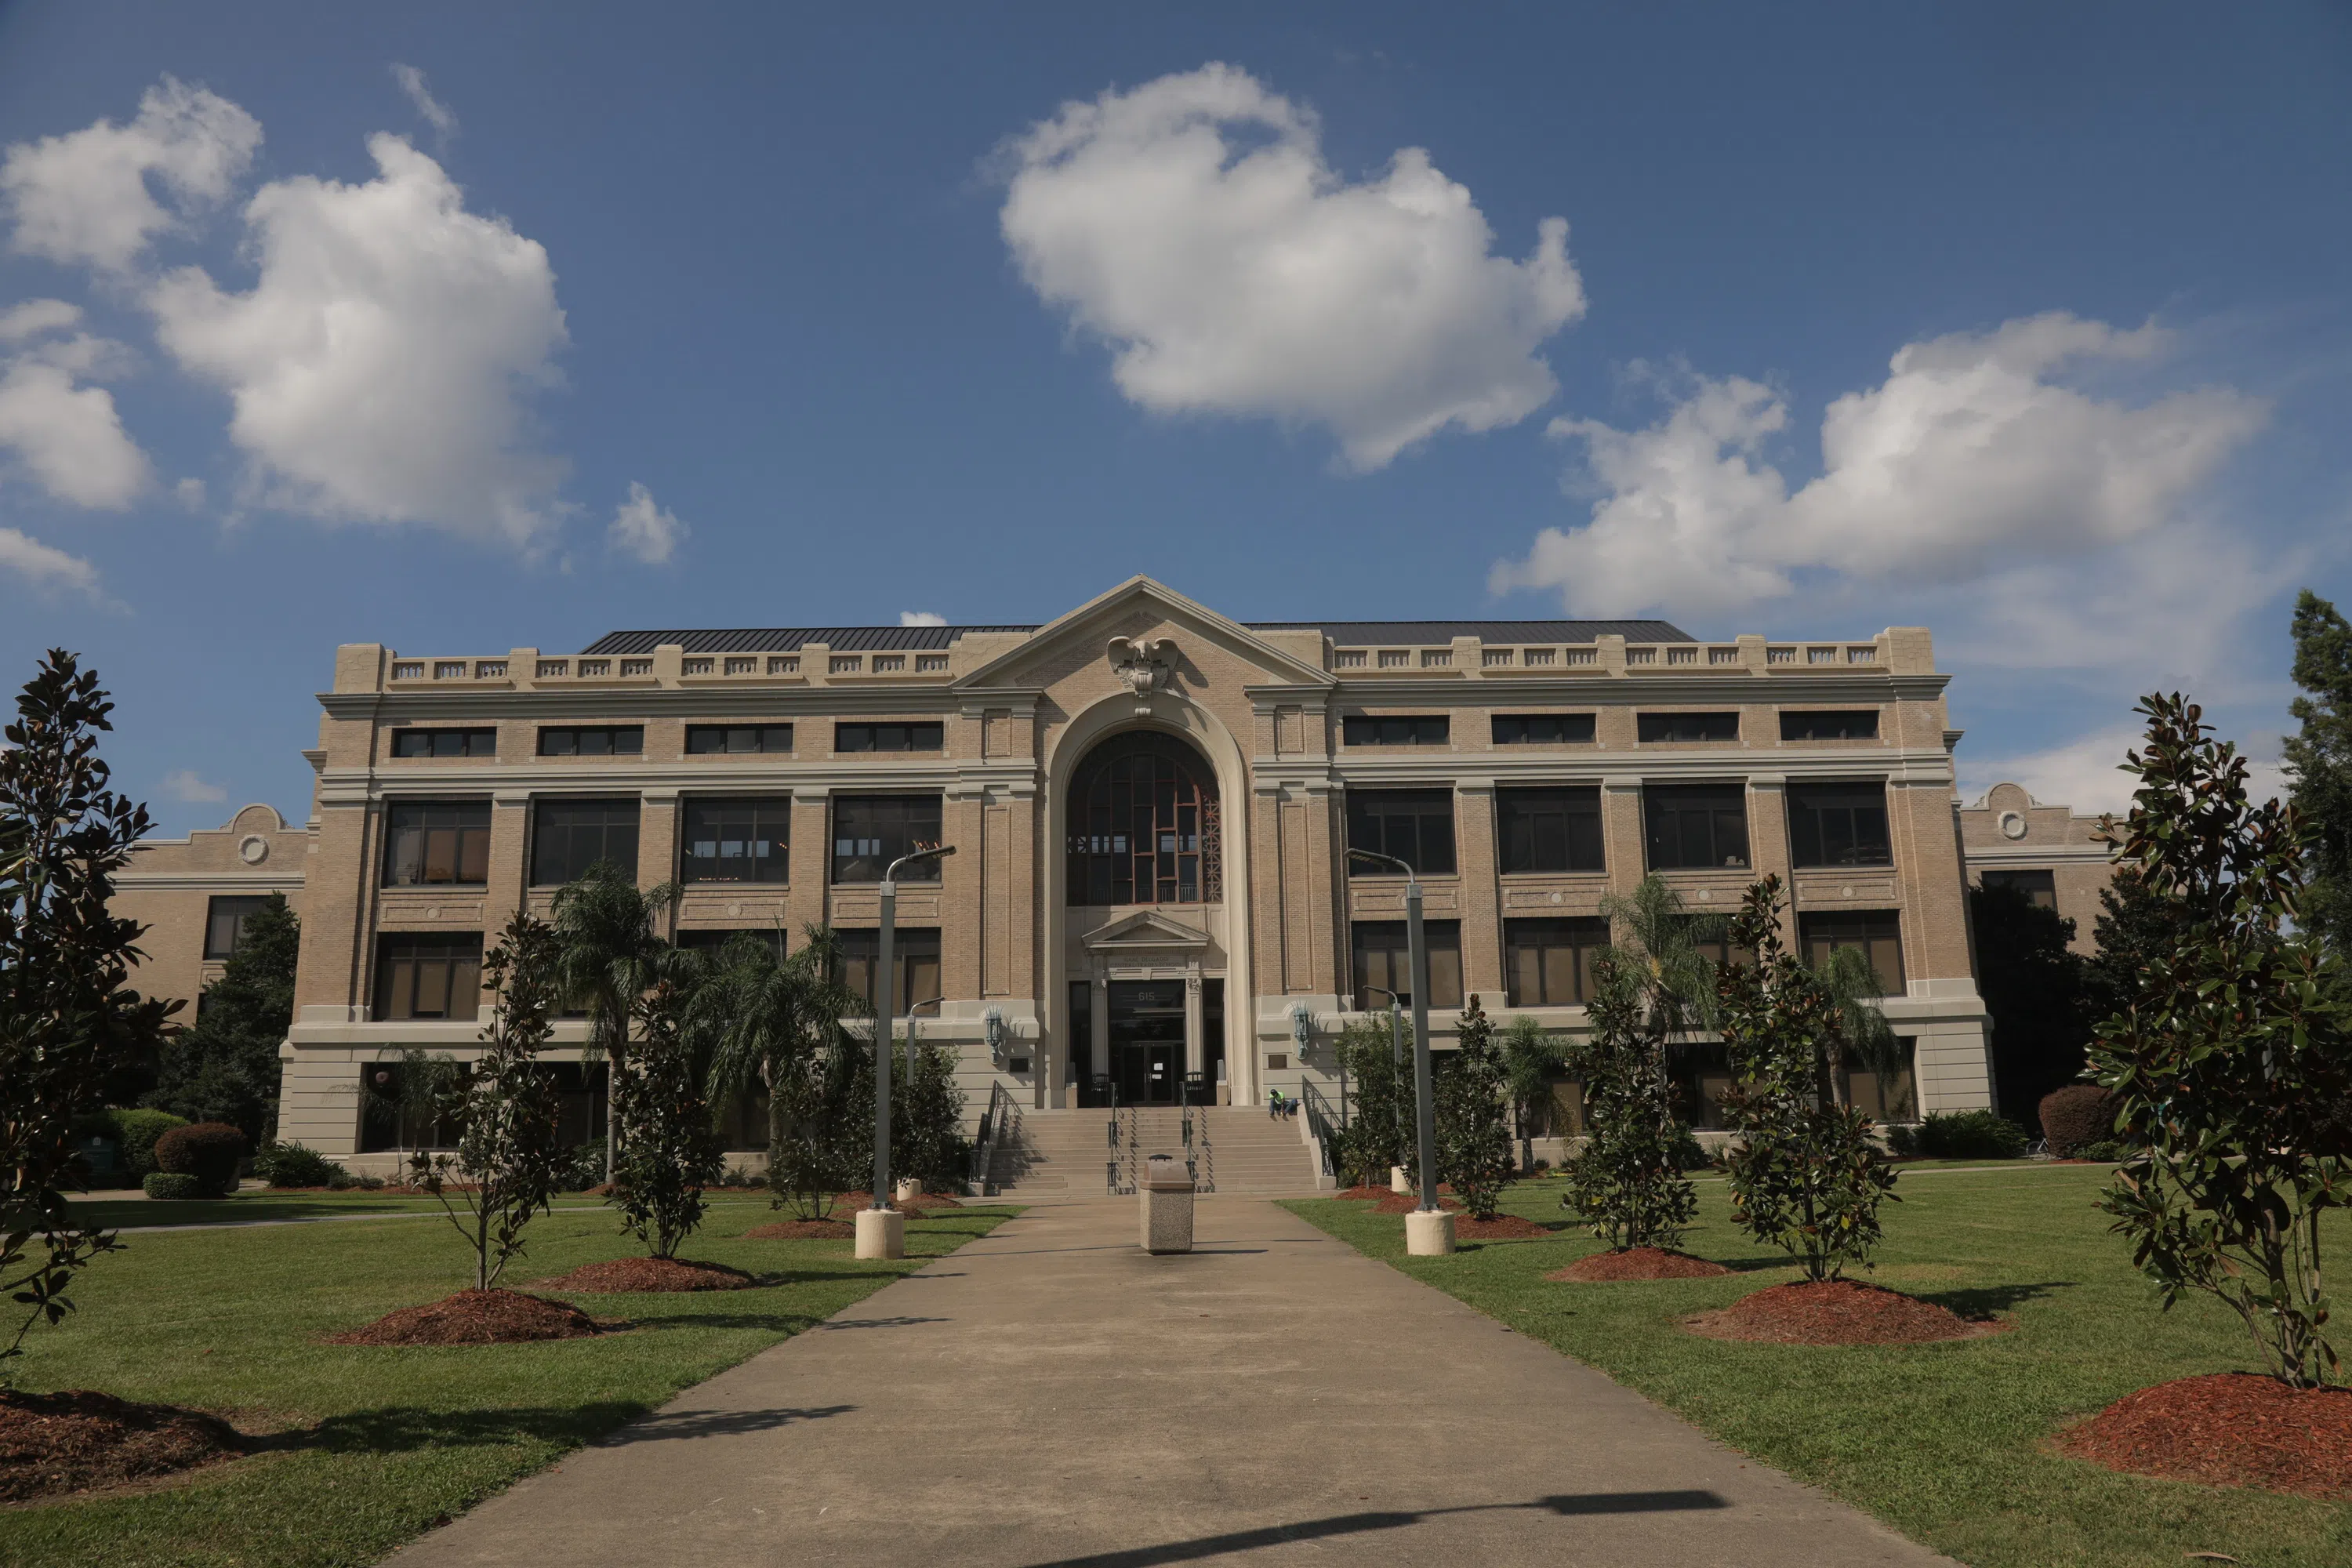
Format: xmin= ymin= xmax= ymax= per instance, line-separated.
xmin=855 ymin=1207 xmax=905 ymax=1260
xmin=893 ymin=1178 xmax=922 ymax=1206
xmin=1389 ymin=1165 xmax=1410 ymax=1194
xmin=1404 ymin=1207 xmax=1456 ymax=1256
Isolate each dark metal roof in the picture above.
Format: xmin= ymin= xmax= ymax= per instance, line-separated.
xmin=581 ymin=626 xmax=1039 ymax=655
xmin=585 ymin=617 xmax=1694 ymax=656
xmin=1245 ymin=619 xmax=1696 ymax=643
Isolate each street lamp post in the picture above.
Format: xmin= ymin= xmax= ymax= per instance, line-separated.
xmin=1347 ymin=848 xmax=1454 ymax=1255
xmin=859 ymin=843 xmax=955 ymax=1261
xmin=1365 ymin=985 xmax=1408 ymax=1191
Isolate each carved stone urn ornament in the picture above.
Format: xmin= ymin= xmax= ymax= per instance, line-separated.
xmin=1108 ymin=636 xmax=1177 ymax=707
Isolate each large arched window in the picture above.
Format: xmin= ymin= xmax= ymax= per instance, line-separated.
xmin=1065 ymin=731 xmax=1222 ymax=906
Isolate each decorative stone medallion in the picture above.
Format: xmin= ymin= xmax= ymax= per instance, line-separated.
xmin=238 ymin=835 xmax=269 ymax=865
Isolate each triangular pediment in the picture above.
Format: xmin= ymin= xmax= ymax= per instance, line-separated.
xmin=1080 ymin=909 xmax=1212 ymax=951
xmin=953 ymin=575 xmax=1334 ymax=692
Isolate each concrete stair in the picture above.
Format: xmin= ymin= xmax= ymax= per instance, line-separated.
xmin=986 ymin=1105 xmax=1324 ymax=1196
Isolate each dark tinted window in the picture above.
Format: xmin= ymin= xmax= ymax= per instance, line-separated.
xmin=531 ymin=798 xmax=641 ymax=884
xmin=1347 ymin=789 xmax=1456 ymax=876
xmin=373 ymin=932 xmax=484 ymax=1021
xmin=1800 ymin=910 xmax=1904 ymax=993
xmin=1980 ymin=869 xmax=2057 ymax=910
xmin=204 ymin=895 xmax=273 ymax=959
xmin=1065 ymin=731 xmax=1220 ymax=906
xmin=538 ymin=726 xmax=644 ymax=757
xmin=836 ymin=721 xmax=943 ymax=753
xmin=1679 ymin=914 xmax=1755 ymax=974
xmin=383 ymin=800 xmax=492 ymax=886
xmin=1351 ymin=920 xmax=1463 ymax=1011
xmin=686 ymin=724 xmax=793 ymax=755
xmin=1504 ymin=917 xmax=1610 ymax=1006
xmin=681 ymin=797 xmax=789 ymax=884
xmin=1343 ymin=714 xmax=1450 ymax=746
xmin=1497 ymin=787 xmax=1604 ymax=874
xmin=391 ymin=728 xmax=494 ymax=758
xmin=1638 ymin=712 xmax=1740 ymax=742
xmin=1644 ymin=784 xmax=1749 ymax=869
xmin=1788 ymin=783 xmax=1892 ymax=867
xmin=1780 ymin=710 xmax=1879 ymax=742
xmin=833 ymin=927 xmax=942 ymax=1014
xmin=1491 ymin=713 xmax=1595 ymax=745
xmin=831 ymin=795 xmax=945 ymax=882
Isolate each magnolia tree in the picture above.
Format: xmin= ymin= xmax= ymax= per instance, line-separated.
xmin=1433 ymin=996 xmax=1515 ymax=1221
xmin=1716 ymin=876 xmax=1898 ymax=1283
xmin=411 ymin=909 xmax=568 ymax=1291
xmin=1559 ymin=953 xmax=1697 ymax=1252
xmin=2092 ymin=693 xmax=2352 ymax=1388
xmin=0 ymin=652 xmax=178 ymax=1363
xmin=1329 ymin=1017 xmax=1410 ymax=1188
xmin=612 ymin=977 xmax=725 ymax=1259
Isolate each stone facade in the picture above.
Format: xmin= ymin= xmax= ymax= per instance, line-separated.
xmin=111 ymin=802 xmax=312 ymax=1018
xmin=120 ymin=576 xmax=2002 ymax=1167
xmin=1957 ymin=782 xmax=2115 ymax=950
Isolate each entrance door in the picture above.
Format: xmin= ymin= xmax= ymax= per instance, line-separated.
xmin=1108 ymin=980 xmax=1185 ymax=1105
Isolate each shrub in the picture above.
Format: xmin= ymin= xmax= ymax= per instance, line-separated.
xmin=153 ymin=1121 xmax=250 ymax=1196
xmin=1434 ymin=997 xmax=1515 ymax=1221
xmin=142 ymin=1172 xmax=201 ymax=1200
xmin=254 ymin=1141 xmax=346 ymax=1189
xmin=2038 ymin=1084 xmax=2118 ymax=1156
xmin=611 ymin=978 xmax=725 ymax=1259
xmin=104 ymin=1107 xmax=187 ymax=1180
xmin=1328 ymin=1018 xmax=1409 ymax=1188
xmin=557 ymin=1140 xmax=607 ymax=1192
xmin=1559 ymin=952 xmax=1697 ymax=1251
xmin=1914 ymin=1109 xmax=2028 ymax=1160
xmin=2078 ymin=1140 xmax=2125 ymax=1163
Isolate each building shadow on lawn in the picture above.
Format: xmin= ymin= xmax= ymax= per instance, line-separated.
xmin=1022 ymin=1490 xmax=1729 ymax=1567
xmin=1918 ymin=1279 xmax=2074 ymax=1320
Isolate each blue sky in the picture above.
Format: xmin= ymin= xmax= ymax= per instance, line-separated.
xmin=0 ymin=2 xmax=2345 ymax=833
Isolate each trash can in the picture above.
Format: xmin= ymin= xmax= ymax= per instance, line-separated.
xmin=1139 ymin=1153 xmax=1195 ymax=1254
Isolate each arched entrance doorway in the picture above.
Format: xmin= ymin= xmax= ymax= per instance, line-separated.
xmin=1063 ymin=730 xmax=1227 ymax=1105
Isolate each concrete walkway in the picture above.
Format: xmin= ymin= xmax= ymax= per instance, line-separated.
xmin=390 ymin=1198 xmax=1954 ymax=1568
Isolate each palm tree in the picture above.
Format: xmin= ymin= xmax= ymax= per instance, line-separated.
xmin=550 ymin=862 xmax=679 ymax=1183
xmin=698 ymin=926 xmax=862 ymax=1217
xmin=1597 ymin=875 xmax=1726 ymax=1119
xmin=1811 ymin=945 xmax=1904 ymax=1113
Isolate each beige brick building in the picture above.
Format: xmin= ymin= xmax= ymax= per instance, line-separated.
xmin=123 ymin=576 xmax=2005 ymax=1169
xmin=111 ymin=802 xmax=312 ymax=1019
xmin=1957 ymin=782 xmax=2114 ymax=951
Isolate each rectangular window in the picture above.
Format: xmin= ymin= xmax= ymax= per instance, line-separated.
xmin=1638 ymin=711 xmax=1740 ymax=743
xmin=373 ymin=932 xmax=484 ymax=1022
xmin=1351 ymin=920 xmax=1463 ymax=1011
xmin=1788 ymin=782 xmax=1892 ymax=867
xmin=537 ymin=726 xmax=644 ymax=757
xmin=835 ymin=721 xmax=943 ymax=753
xmin=1342 ymin=714 xmax=1450 ymax=746
xmin=1840 ymin=1038 xmax=1917 ymax=1120
xmin=203 ymin=895 xmax=274 ymax=959
xmin=1346 ymin=789 xmax=1457 ymax=876
xmin=530 ymin=798 xmax=641 ymax=884
xmin=1504 ymin=917 xmax=1610 ymax=1007
xmin=1680 ymin=915 xmax=1756 ymax=974
xmin=831 ymin=795 xmax=945 ymax=883
xmin=1496 ymin=786 xmax=1605 ymax=874
xmin=1644 ymin=783 xmax=1749 ymax=870
xmin=382 ymin=800 xmax=493 ymax=886
xmin=1490 ymin=713 xmax=1595 ymax=746
xmin=1980 ymin=869 xmax=2058 ymax=910
xmin=1780 ymin=709 xmax=1880 ymax=742
xmin=832 ymin=927 xmax=942 ymax=1016
xmin=390 ymin=728 xmax=495 ymax=759
xmin=679 ymin=797 xmax=789 ymax=884
xmin=686 ymin=724 xmax=793 ymax=755
xmin=358 ymin=1060 xmax=469 ymax=1152
xmin=1800 ymin=910 xmax=1905 ymax=994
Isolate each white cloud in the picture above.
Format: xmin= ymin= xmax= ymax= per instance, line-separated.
xmin=390 ymin=64 xmax=459 ymax=143
xmin=147 ymin=132 xmax=570 ymax=548
xmin=175 ymin=476 xmax=206 ymax=509
xmin=606 ymin=481 xmax=684 ymax=564
xmin=997 ymin=63 xmax=1586 ymax=471
xmin=0 ymin=525 xmax=99 ymax=593
xmin=898 ymin=610 xmax=948 ymax=627
xmin=1493 ymin=314 xmax=2268 ymax=619
xmin=1 ymin=76 xmax=260 ymax=271
xmin=161 ymin=768 xmax=228 ymax=804
xmin=0 ymin=302 xmax=150 ymax=509
xmin=1965 ymin=723 xmax=2285 ymax=816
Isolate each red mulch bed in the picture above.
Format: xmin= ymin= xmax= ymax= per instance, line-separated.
xmin=534 ymin=1258 xmax=754 ymax=1294
xmin=1336 ymin=1185 xmax=1395 ymax=1201
xmin=325 ymin=1288 xmax=604 ymax=1346
xmin=1452 ymin=1214 xmax=1553 ymax=1241
xmin=1551 ymin=1247 xmax=1733 ymax=1282
xmin=1683 ymin=1280 xmax=1998 ymax=1345
xmin=2053 ymin=1373 xmax=2352 ymax=1500
xmin=1373 ymin=1192 xmax=1465 ymax=1215
xmin=745 ymin=1218 xmax=857 ymax=1240
xmin=831 ymin=1191 xmax=962 ymax=1210
xmin=0 ymin=1389 xmax=241 ymax=1504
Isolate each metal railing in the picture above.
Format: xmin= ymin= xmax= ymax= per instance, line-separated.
xmin=1178 ymin=1073 xmax=1215 ymax=1192
xmin=1300 ymin=1080 xmax=1341 ymax=1183
xmin=968 ymin=1080 xmax=1014 ymax=1196
xmin=1107 ymin=1103 xmax=1139 ymax=1196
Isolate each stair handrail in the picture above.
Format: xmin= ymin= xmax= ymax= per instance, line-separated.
xmin=1106 ymin=1103 xmax=1141 ymax=1196
xmin=968 ymin=1080 xmax=1014 ymax=1196
xmin=1299 ymin=1079 xmax=1341 ymax=1182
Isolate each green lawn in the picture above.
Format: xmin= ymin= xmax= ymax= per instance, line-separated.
xmin=1 ymin=1197 xmax=1014 ymax=1568
xmin=1287 ymin=1168 xmax=2352 ymax=1568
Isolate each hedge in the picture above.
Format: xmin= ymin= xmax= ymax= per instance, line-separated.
xmin=154 ymin=1121 xmax=251 ymax=1197
xmin=2038 ymin=1085 xmax=2118 ymax=1157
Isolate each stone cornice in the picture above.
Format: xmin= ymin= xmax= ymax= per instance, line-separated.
xmin=318 ymin=687 xmax=974 ymax=722
xmin=1323 ymin=748 xmax=1957 ymax=787
xmin=1327 ymin=673 xmax=1949 ymax=704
